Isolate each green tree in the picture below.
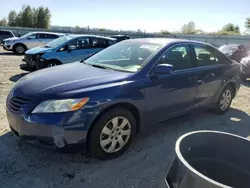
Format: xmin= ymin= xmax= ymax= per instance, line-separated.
xmin=181 ymin=21 xmax=196 ymax=34
xmin=20 ymin=5 xmax=33 ymax=27
xmin=35 ymin=7 xmax=51 ymax=29
xmin=221 ymin=23 xmax=240 ymax=33
xmin=8 ymin=10 xmax=18 ymax=26
xmin=7 ymin=5 xmax=51 ymax=28
xmin=160 ymin=30 xmax=171 ymax=35
xmin=0 ymin=18 xmax=7 ymax=26
xmin=245 ymin=18 xmax=250 ymax=29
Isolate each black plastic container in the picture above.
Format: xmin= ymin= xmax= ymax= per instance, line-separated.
xmin=165 ymin=131 xmax=250 ymax=188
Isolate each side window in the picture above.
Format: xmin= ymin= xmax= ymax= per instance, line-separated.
xmin=27 ymin=34 xmax=38 ymax=39
xmin=47 ymin=34 xmax=59 ymax=39
xmin=193 ymin=45 xmax=219 ymax=67
xmin=158 ymin=45 xmax=192 ymax=71
xmin=75 ymin=38 xmax=90 ymax=49
xmin=107 ymin=40 xmax=116 ymax=46
xmin=92 ymin=38 xmax=108 ymax=48
xmin=38 ymin=34 xmax=47 ymax=39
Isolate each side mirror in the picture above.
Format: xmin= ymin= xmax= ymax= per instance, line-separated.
xmin=152 ymin=64 xmax=174 ymax=74
xmin=68 ymin=45 xmax=76 ymax=51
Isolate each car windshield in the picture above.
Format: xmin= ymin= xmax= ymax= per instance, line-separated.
xmin=219 ymin=45 xmax=238 ymax=53
xmin=85 ymin=41 xmax=163 ymax=73
xmin=43 ymin=35 xmax=74 ymax=48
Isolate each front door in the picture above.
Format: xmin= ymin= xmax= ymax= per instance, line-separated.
xmin=145 ymin=44 xmax=199 ymax=123
xmin=25 ymin=33 xmax=41 ymax=49
xmin=59 ymin=37 xmax=94 ymax=64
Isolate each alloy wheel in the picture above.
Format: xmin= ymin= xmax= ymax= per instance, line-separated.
xmin=220 ymin=89 xmax=232 ymax=111
xmin=16 ymin=46 xmax=25 ymax=54
xmin=100 ymin=116 xmax=131 ymax=153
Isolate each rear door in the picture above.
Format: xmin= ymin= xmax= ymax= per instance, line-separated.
xmin=44 ymin=34 xmax=60 ymax=44
xmin=190 ymin=44 xmax=231 ymax=108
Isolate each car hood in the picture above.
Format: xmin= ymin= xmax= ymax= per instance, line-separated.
xmin=14 ymin=62 xmax=131 ymax=98
xmin=4 ymin=37 xmax=19 ymax=41
xmin=25 ymin=46 xmax=53 ymax=55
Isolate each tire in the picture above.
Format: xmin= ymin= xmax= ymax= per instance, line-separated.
xmin=87 ymin=108 xmax=137 ymax=160
xmin=13 ymin=44 xmax=26 ymax=54
xmin=44 ymin=60 xmax=60 ymax=68
xmin=240 ymin=73 xmax=247 ymax=81
xmin=215 ymin=85 xmax=233 ymax=114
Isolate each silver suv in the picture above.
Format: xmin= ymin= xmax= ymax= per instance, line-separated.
xmin=2 ymin=32 xmax=64 ymax=54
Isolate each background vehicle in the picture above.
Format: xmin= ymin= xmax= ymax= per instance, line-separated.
xmin=20 ymin=35 xmax=116 ymax=71
xmin=110 ymin=35 xmax=130 ymax=42
xmin=7 ymin=39 xmax=240 ymax=160
xmin=2 ymin=32 xmax=64 ymax=54
xmin=0 ymin=30 xmax=15 ymax=45
xmin=219 ymin=44 xmax=248 ymax=62
xmin=240 ymin=56 xmax=250 ymax=81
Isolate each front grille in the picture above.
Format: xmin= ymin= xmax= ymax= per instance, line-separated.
xmin=8 ymin=96 xmax=31 ymax=112
xmin=24 ymin=54 xmax=33 ymax=63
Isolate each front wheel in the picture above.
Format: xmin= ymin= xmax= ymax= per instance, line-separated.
xmin=215 ymin=85 xmax=233 ymax=114
xmin=87 ymin=108 xmax=136 ymax=160
xmin=13 ymin=44 xmax=26 ymax=54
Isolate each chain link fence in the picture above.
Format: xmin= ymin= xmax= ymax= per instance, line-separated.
xmin=1 ymin=26 xmax=250 ymax=49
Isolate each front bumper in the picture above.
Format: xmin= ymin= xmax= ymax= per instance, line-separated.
xmin=2 ymin=43 xmax=13 ymax=51
xmin=21 ymin=54 xmax=43 ymax=71
xmin=6 ymin=108 xmax=88 ymax=148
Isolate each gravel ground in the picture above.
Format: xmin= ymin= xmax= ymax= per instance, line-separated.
xmin=1 ymin=47 xmax=250 ymax=188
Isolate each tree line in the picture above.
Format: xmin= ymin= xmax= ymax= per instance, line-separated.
xmin=0 ymin=5 xmax=250 ymax=35
xmin=0 ymin=5 xmax=51 ymax=29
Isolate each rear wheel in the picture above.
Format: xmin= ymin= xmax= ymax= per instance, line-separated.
xmin=13 ymin=44 xmax=26 ymax=54
xmin=215 ymin=85 xmax=233 ymax=114
xmin=87 ymin=108 xmax=136 ymax=160
xmin=240 ymin=73 xmax=247 ymax=81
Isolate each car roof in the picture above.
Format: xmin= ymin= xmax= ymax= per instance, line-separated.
xmin=123 ymin=38 xmax=212 ymax=46
xmin=29 ymin=31 xmax=65 ymax=36
xmin=67 ymin=34 xmax=116 ymax=40
xmin=0 ymin=30 xmax=13 ymax=33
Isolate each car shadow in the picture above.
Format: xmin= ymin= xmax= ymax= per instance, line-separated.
xmin=0 ymin=52 xmax=21 ymax=56
xmin=1 ymin=107 xmax=250 ymax=187
xmin=9 ymin=73 xmax=28 ymax=82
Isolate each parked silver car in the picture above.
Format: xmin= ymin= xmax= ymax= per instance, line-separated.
xmin=2 ymin=32 xmax=64 ymax=54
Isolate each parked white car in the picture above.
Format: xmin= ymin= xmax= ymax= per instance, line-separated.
xmin=2 ymin=32 xmax=64 ymax=54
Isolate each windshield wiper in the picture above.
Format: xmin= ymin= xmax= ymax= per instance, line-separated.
xmin=79 ymin=61 xmax=109 ymax=69
xmin=91 ymin=63 xmax=111 ymax=70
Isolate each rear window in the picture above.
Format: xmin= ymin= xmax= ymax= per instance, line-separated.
xmin=0 ymin=31 xmax=13 ymax=37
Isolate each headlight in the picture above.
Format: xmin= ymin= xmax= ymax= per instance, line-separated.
xmin=5 ymin=40 xmax=14 ymax=43
xmin=32 ymin=98 xmax=89 ymax=113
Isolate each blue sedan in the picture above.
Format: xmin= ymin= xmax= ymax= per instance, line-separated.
xmin=6 ymin=38 xmax=241 ymax=159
